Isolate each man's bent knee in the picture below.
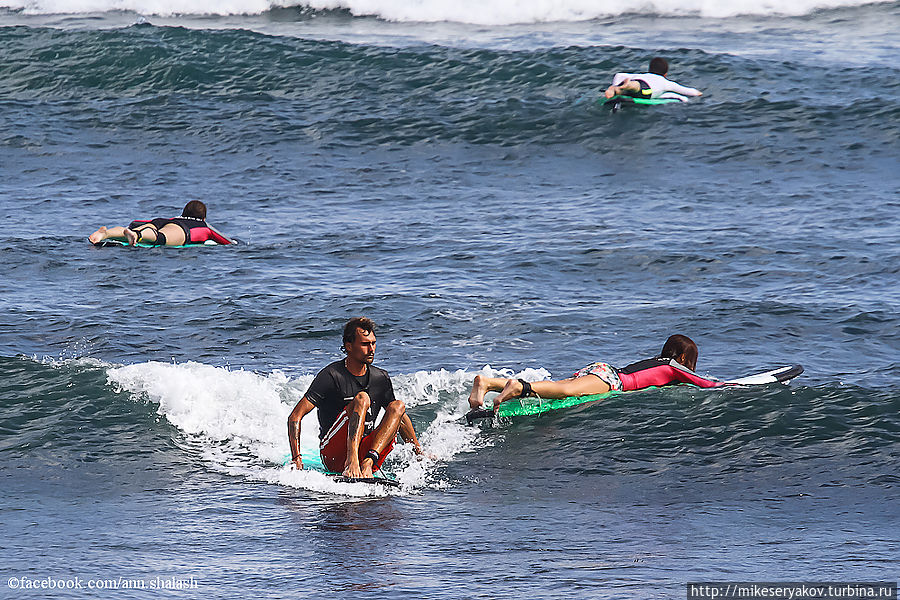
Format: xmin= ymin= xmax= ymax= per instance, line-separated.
xmin=385 ymin=399 xmax=406 ymax=417
xmin=350 ymin=391 xmax=371 ymax=411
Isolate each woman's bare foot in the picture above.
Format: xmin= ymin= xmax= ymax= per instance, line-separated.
xmin=605 ymin=78 xmax=640 ymax=99
xmin=468 ymin=374 xmax=489 ymax=409
xmin=492 ymin=378 xmax=525 ymax=411
xmin=605 ymin=78 xmax=630 ymax=98
xmin=123 ymin=228 xmax=138 ymax=246
xmin=88 ymin=226 xmax=108 ymax=244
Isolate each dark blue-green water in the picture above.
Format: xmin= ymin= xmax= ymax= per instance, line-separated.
xmin=0 ymin=3 xmax=898 ymax=598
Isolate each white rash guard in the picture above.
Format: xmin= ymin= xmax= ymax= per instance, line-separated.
xmin=612 ymin=72 xmax=701 ymax=98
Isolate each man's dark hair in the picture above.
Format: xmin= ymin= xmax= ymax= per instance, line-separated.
xmin=649 ymin=57 xmax=668 ymax=76
xmin=342 ymin=317 xmax=376 ymax=348
xmin=660 ymin=334 xmax=698 ymax=371
xmin=182 ymin=200 xmax=207 ymax=220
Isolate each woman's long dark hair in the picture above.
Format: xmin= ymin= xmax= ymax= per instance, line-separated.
xmin=660 ymin=334 xmax=698 ymax=371
xmin=182 ymin=200 xmax=207 ymax=220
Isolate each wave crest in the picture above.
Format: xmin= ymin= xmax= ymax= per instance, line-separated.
xmin=2 ymin=0 xmax=892 ymax=22
xmin=300 ymin=0 xmax=891 ymax=23
xmin=104 ymin=360 xmax=497 ymax=495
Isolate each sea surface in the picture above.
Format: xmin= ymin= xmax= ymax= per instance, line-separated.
xmin=1 ymin=0 xmax=898 ymax=598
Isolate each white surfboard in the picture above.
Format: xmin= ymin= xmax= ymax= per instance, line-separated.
xmin=723 ymin=364 xmax=804 ymax=386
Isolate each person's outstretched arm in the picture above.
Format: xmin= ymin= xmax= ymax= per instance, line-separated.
xmin=206 ymin=224 xmax=235 ymax=245
xmin=619 ymin=359 xmax=722 ymax=390
xmin=663 ymin=79 xmax=702 ymax=97
xmin=287 ymin=397 xmax=315 ymax=469
xmin=398 ymin=414 xmax=424 ymax=456
xmin=669 ymin=362 xmax=721 ymax=387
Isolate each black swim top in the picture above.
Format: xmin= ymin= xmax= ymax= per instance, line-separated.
xmin=303 ymin=360 xmax=398 ymax=439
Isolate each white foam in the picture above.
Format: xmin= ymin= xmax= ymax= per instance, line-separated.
xmin=1 ymin=0 xmax=890 ymax=21
xmin=303 ymin=0 xmax=891 ymax=23
xmin=3 ymin=0 xmax=293 ymax=17
xmin=104 ymin=360 xmax=530 ymax=496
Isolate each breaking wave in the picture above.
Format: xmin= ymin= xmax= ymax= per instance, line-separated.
xmin=2 ymin=0 xmax=893 ymax=23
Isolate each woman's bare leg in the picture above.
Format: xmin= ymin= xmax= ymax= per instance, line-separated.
xmin=468 ymin=375 xmax=513 ymax=409
xmin=492 ymin=376 xmax=610 ymax=411
xmin=132 ymin=225 xmax=156 ymax=244
xmin=604 ymin=79 xmax=641 ymax=99
xmin=89 ymin=224 xmax=156 ymax=246
xmin=121 ymin=223 xmax=185 ymax=246
xmin=531 ymin=376 xmax=610 ymax=399
xmin=89 ymin=226 xmax=130 ymax=244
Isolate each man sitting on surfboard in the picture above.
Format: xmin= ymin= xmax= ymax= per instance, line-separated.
xmin=287 ymin=317 xmax=424 ymax=478
xmin=88 ymin=200 xmax=234 ymax=246
xmin=468 ymin=334 xmax=721 ymax=413
xmin=604 ymin=57 xmax=702 ymax=100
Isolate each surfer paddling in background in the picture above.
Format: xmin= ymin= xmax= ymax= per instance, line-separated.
xmin=88 ymin=200 xmax=234 ymax=246
xmin=288 ymin=317 xmax=424 ymax=478
xmin=604 ymin=57 xmax=702 ymax=100
xmin=468 ymin=334 xmax=723 ymax=413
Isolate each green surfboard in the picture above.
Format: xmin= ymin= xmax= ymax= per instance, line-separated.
xmin=602 ymin=94 xmax=686 ymax=112
xmin=465 ymin=391 xmax=621 ymax=424
xmin=494 ymin=391 xmax=619 ymax=418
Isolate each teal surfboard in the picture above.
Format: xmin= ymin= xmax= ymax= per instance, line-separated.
xmin=93 ymin=239 xmax=221 ymax=249
xmin=283 ymin=451 xmax=401 ymax=488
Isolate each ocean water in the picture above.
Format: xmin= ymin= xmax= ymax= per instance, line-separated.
xmin=1 ymin=0 xmax=898 ymax=598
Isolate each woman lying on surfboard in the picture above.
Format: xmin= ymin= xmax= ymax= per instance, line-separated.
xmin=603 ymin=57 xmax=702 ymax=100
xmin=467 ymin=334 xmax=721 ymax=412
xmin=88 ymin=200 xmax=234 ymax=247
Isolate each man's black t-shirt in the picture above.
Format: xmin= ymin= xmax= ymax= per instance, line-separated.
xmin=304 ymin=360 xmax=398 ymax=439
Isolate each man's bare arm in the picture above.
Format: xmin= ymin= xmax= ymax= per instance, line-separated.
xmin=287 ymin=397 xmax=316 ymax=469
xmin=398 ymin=413 xmax=423 ymax=455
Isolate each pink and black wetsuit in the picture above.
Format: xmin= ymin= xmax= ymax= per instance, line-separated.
xmin=128 ymin=217 xmax=234 ymax=245
xmin=616 ymin=357 xmax=723 ymax=392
